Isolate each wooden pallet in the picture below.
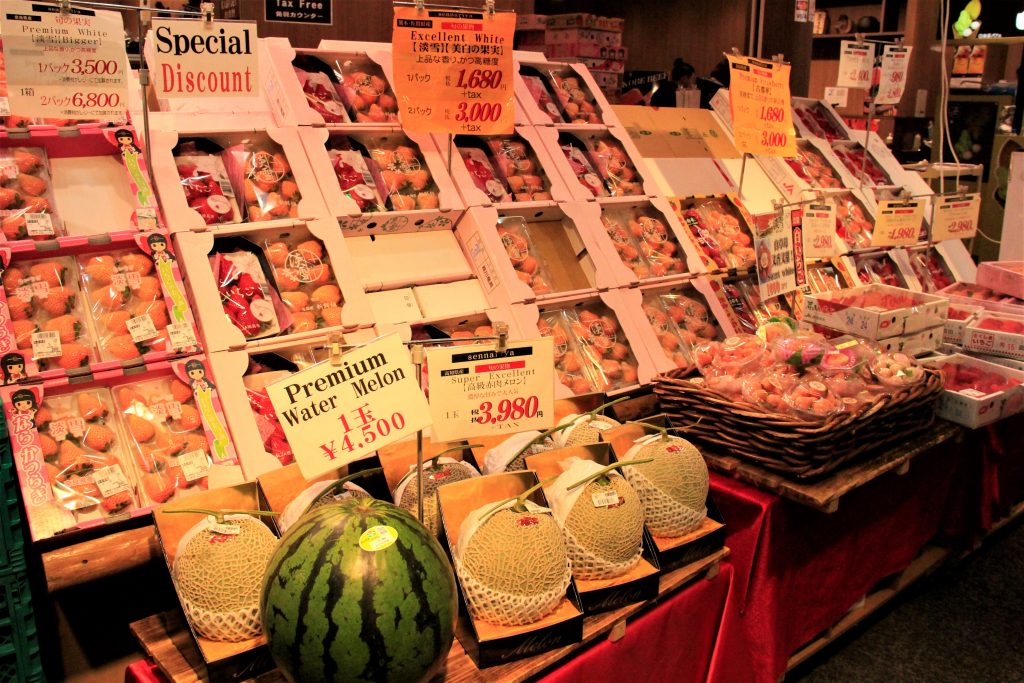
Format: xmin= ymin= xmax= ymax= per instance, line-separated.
xmin=130 ymin=546 xmax=729 ymax=683
xmin=706 ymin=422 xmax=963 ymax=513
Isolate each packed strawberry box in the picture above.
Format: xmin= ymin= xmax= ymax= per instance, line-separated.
xmin=802 ymin=284 xmax=949 ymax=340
xmin=791 ymin=98 xmax=851 ymax=142
xmin=670 ymin=195 xmax=757 ymax=272
xmin=0 ymin=356 xmax=240 ymax=540
xmin=937 ymin=282 xmax=1024 ymax=316
xmin=300 ymin=127 xmax=463 ymax=234
xmin=515 ymin=60 xmax=618 ymax=127
xmin=540 ymin=127 xmax=655 ymax=200
xmin=923 ymin=353 xmax=1024 ymax=428
xmin=976 ymin=261 xmax=1024 ymax=299
xmin=710 ymin=276 xmax=793 ymax=336
xmin=0 ymin=232 xmax=200 ymax=381
xmin=173 ymin=218 xmax=373 ymax=353
xmin=593 ymin=198 xmax=704 ymax=285
xmin=962 ymin=311 xmax=1024 ymax=360
xmin=631 ymin=279 xmax=728 ymax=374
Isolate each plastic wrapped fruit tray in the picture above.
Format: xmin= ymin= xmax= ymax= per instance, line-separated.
xmin=654 ymin=367 xmax=944 ymax=479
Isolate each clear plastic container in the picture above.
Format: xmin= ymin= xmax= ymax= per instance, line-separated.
xmin=0 ymin=146 xmax=62 ymax=240
xmin=694 ymin=334 xmax=766 ymax=377
xmin=870 ymin=352 xmax=926 ymax=388
xmin=770 ymin=331 xmax=834 ymax=372
xmin=260 ymin=231 xmax=343 ymax=332
xmin=783 ymin=378 xmax=842 ymax=419
xmin=601 ymin=205 xmax=688 ymax=279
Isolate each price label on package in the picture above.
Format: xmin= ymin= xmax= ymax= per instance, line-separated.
xmin=0 ymin=1 xmax=129 ymax=121
xmin=266 ymin=333 xmax=432 ymax=479
xmin=932 ymin=193 xmax=980 ymax=241
xmin=874 ymin=45 xmax=912 ymax=106
xmin=127 ymin=314 xmax=158 ymax=343
xmin=178 ymin=450 xmax=211 ymax=482
xmin=837 ymin=41 xmax=874 ymax=88
xmin=726 ymin=54 xmax=797 ymax=157
xmin=31 ymin=331 xmax=61 ymax=359
xmin=25 ymin=213 xmax=54 ymax=237
xmin=872 ymin=199 xmax=925 ymax=246
xmin=391 ymin=6 xmax=515 ymax=135
xmin=802 ymin=202 xmax=839 ymax=257
xmin=94 ymin=465 xmax=130 ymax=497
xmin=167 ymin=321 xmax=198 ymax=350
xmin=426 ymin=337 xmax=554 ymax=442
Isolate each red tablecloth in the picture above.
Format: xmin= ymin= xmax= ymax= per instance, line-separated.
xmin=709 ymin=433 xmax=978 ymax=683
xmin=979 ymin=415 xmax=1024 ymax=530
xmin=539 ymin=562 xmax=752 ymax=683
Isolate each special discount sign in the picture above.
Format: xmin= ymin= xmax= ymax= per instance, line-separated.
xmin=151 ymin=19 xmax=259 ymax=98
xmin=426 ymin=337 xmax=554 ymax=442
xmin=391 ymin=6 xmax=515 ymax=135
xmin=0 ymin=1 xmax=129 ymax=120
xmin=932 ymin=193 xmax=981 ymax=241
xmin=726 ymin=55 xmax=797 ymax=157
xmin=872 ymin=199 xmax=925 ymax=246
xmin=266 ymin=334 xmax=432 ymax=479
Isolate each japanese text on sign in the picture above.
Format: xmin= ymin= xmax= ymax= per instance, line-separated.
xmin=151 ymin=20 xmax=259 ymax=98
xmin=802 ymin=202 xmax=839 ymax=257
xmin=837 ymin=41 xmax=874 ymax=89
xmin=726 ymin=54 xmax=797 ymax=157
xmin=872 ymin=199 xmax=925 ymax=246
xmin=1 ymin=0 xmax=129 ymax=121
xmin=874 ymin=45 xmax=912 ymax=106
xmin=426 ymin=337 xmax=554 ymax=442
xmin=391 ymin=6 xmax=515 ymax=135
xmin=755 ymin=208 xmax=803 ymax=299
xmin=265 ymin=334 xmax=432 ymax=479
xmin=265 ymin=0 xmax=331 ymax=25
xmin=931 ymin=193 xmax=980 ymax=241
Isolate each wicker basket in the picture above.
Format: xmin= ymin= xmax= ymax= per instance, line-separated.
xmin=654 ymin=368 xmax=945 ymax=480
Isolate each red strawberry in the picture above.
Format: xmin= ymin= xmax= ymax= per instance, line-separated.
xmin=56 ymin=343 xmax=91 ymax=369
xmin=40 ymin=287 xmax=73 ymax=317
xmin=103 ymin=334 xmax=143 ymax=360
xmin=230 ymin=305 xmax=262 ymax=337
xmin=101 ymin=490 xmax=133 ymax=514
xmin=236 ymin=273 xmax=261 ymax=298
xmin=44 ymin=314 xmax=80 ymax=343
xmin=29 ymin=261 xmax=65 ymax=287
xmin=83 ymin=423 xmax=115 ymax=451
xmin=142 ymin=473 xmax=175 ymax=503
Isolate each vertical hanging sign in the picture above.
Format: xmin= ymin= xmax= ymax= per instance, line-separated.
xmin=836 ymin=41 xmax=874 ymax=88
xmin=754 ymin=209 xmax=802 ymax=299
xmin=873 ymin=45 xmax=912 ymax=105
xmin=726 ymin=55 xmax=798 ymax=157
xmin=0 ymin=1 xmax=129 ymax=121
xmin=801 ymin=201 xmax=839 ymax=257
xmin=391 ymin=5 xmax=516 ymax=135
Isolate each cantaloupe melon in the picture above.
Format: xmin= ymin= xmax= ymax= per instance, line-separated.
xmin=621 ymin=433 xmax=709 ymax=537
xmin=172 ymin=514 xmax=278 ymax=642
xmin=393 ymin=457 xmax=480 ymax=535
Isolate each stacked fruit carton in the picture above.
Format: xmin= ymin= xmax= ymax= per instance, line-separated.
xmin=514 ymin=13 xmax=627 ymax=97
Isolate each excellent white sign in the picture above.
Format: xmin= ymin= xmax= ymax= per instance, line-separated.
xmin=151 ymin=19 xmax=258 ymax=98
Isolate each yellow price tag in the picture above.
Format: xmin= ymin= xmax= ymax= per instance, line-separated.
xmin=726 ymin=55 xmax=798 ymax=157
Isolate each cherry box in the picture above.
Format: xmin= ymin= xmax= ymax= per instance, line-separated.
xmin=299 ymin=126 xmax=462 ymax=235
xmin=538 ymin=127 xmax=657 ymax=201
xmin=802 ymin=283 xmax=949 ymax=340
xmin=173 ymin=218 xmax=373 ymax=353
xmin=976 ymin=261 xmax=1024 ymax=299
xmin=455 ymin=203 xmax=618 ymax=306
xmin=146 ymin=127 xmax=328 ymax=233
xmin=922 ymin=353 xmax=1024 ymax=428
xmin=963 ymin=311 xmax=1024 ymax=360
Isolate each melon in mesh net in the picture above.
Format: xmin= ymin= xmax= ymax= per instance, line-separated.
xmin=554 ymin=413 xmax=622 ymax=448
xmin=456 ymin=499 xmax=572 ymax=627
xmin=483 ymin=430 xmax=555 ymax=474
xmin=622 ymin=434 xmax=709 ymax=537
xmin=549 ymin=459 xmax=644 ymax=580
xmin=172 ymin=515 xmax=278 ymax=642
xmin=394 ymin=458 xmax=480 ymax=535
xmin=278 ymin=480 xmax=372 ymax=533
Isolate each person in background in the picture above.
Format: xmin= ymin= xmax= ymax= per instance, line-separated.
xmin=698 ymin=57 xmax=732 ymax=109
xmin=649 ymin=58 xmax=695 ymax=108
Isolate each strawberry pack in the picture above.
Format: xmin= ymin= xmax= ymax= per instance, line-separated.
xmin=456 ymin=134 xmax=555 ymax=204
xmin=832 ymin=192 xmax=874 ymax=251
xmin=173 ymin=140 xmax=242 ymax=226
xmin=714 ymin=278 xmax=792 ymax=335
xmin=515 ymin=60 xmax=615 ymax=127
xmin=600 ymin=203 xmax=690 ymax=280
xmin=785 ymin=141 xmax=845 ymax=189
xmin=291 ymin=55 xmax=352 ymax=124
xmin=672 ymin=195 xmax=757 ymax=271
xmin=0 ymin=147 xmax=62 ymax=242
xmin=554 ymin=131 xmax=646 ymax=198
xmin=924 ymin=353 xmax=1024 ymax=428
xmin=223 ymin=141 xmax=302 ymax=223
xmin=831 ymin=142 xmax=894 ymax=187
xmin=792 ymin=99 xmax=850 ymax=141
xmin=335 ymin=54 xmax=400 ymax=123
xmin=641 ymin=289 xmax=723 ymax=372
xmin=327 ymin=133 xmax=441 ymax=212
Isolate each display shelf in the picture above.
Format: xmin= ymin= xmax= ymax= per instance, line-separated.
xmin=699 ymin=421 xmax=962 ymax=512
xmin=129 ymin=546 xmax=729 ymax=683
xmin=812 ymin=31 xmax=904 ymax=40
xmin=40 ymin=524 xmax=161 ymax=593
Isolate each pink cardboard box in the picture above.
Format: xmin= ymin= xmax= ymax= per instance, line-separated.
xmin=976 ymin=261 xmax=1024 ymax=299
xmin=963 ymin=310 xmax=1024 ymax=360
xmin=922 ymin=353 xmax=1024 ymax=428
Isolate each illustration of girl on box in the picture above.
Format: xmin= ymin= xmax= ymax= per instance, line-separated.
xmin=9 ymin=387 xmax=37 ymax=429
xmin=1 ymin=353 xmax=28 ymax=385
xmin=183 ymin=359 xmax=231 ymax=462
xmin=146 ymin=233 xmax=188 ymax=324
xmin=114 ymin=129 xmax=155 ymax=208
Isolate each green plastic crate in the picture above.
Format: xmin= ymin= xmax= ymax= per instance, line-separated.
xmin=0 ymin=414 xmax=26 ymax=575
xmin=0 ymin=573 xmax=43 ymax=683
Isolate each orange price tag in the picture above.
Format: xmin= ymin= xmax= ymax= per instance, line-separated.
xmin=726 ymin=54 xmax=797 ymax=158
xmin=391 ymin=6 xmax=515 ymax=135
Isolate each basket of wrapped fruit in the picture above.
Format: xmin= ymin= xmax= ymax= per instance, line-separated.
xmin=654 ymin=324 xmax=944 ymax=479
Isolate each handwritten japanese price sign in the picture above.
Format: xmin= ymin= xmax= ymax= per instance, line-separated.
xmin=873 ymin=45 xmax=912 ymax=106
xmin=931 ymin=193 xmax=980 ymax=241
xmin=872 ymin=199 xmax=925 ymax=246
xmin=837 ymin=41 xmax=874 ymax=88
xmin=391 ymin=6 xmax=515 ymax=135
xmin=726 ymin=55 xmax=797 ymax=157
xmin=802 ymin=202 xmax=839 ymax=257
xmin=265 ymin=334 xmax=432 ymax=479
xmin=754 ymin=208 xmax=803 ymax=299
xmin=426 ymin=337 xmax=554 ymax=442
xmin=0 ymin=1 xmax=129 ymax=121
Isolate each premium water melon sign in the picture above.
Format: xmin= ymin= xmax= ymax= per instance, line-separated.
xmin=266 ymin=333 xmax=432 ymax=478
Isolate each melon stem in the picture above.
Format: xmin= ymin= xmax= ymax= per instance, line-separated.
xmin=422 ymin=443 xmax=483 ymax=471
xmin=566 ymin=459 xmax=653 ymax=492
xmin=162 ymin=508 xmax=280 ymax=524
xmin=481 ymin=473 xmax=560 ymax=521
xmin=300 ymin=467 xmax=384 ymax=517
xmin=584 ymin=395 xmax=631 ymax=419
xmin=626 ymin=420 xmax=670 ymax=440
xmin=510 ymin=422 xmax=576 ymax=461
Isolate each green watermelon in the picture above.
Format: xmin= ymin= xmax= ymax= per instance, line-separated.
xmin=261 ymin=498 xmax=457 ymax=683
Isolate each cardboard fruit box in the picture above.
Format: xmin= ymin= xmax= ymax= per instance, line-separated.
xmin=455 ymin=203 xmax=619 ymax=307
xmin=936 ymin=282 xmax=1024 ymax=316
xmin=0 ymin=231 xmax=201 ymax=381
xmin=539 ymin=126 xmax=658 ymax=202
xmin=922 ymin=353 xmax=1024 ymax=428
xmin=943 ymin=303 xmax=983 ymax=346
xmin=345 ymin=229 xmax=475 ymax=293
xmin=976 ymin=261 xmax=1024 ymax=299
xmin=668 ymin=194 xmax=758 ymax=274
xmin=963 ymin=311 xmax=1024 ymax=360
xmin=146 ymin=126 xmax=328 ymax=233
xmin=299 ymin=126 xmax=463 ymax=235
xmin=802 ymin=283 xmax=949 ymax=340
xmin=208 ymin=327 xmax=379 ymax=480
xmin=0 ymin=355 xmax=243 ymax=542
xmin=262 ymin=38 xmax=400 ymax=127
xmin=174 ymin=217 xmax=373 ymax=354
xmin=843 ymin=250 xmax=919 ymax=290
xmin=757 ymin=137 xmax=859 ymax=204
xmin=365 ymin=278 xmax=498 ymax=328
xmin=437 ymin=470 xmax=584 ymax=668
xmin=440 ymin=126 xmax=575 ymax=210
xmin=514 ymin=290 xmax=658 ymax=398
xmin=791 ymin=97 xmax=853 ymax=142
